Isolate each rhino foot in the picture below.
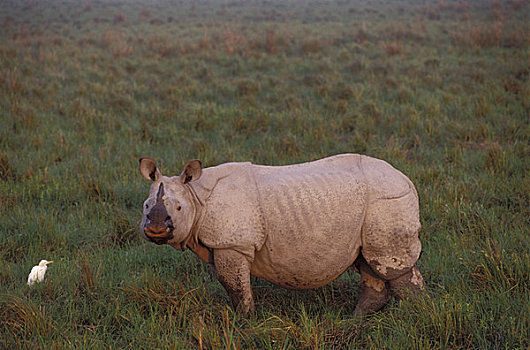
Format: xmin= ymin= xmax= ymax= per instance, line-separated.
xmin=213 ymin=249 xmax=255 ymax=315
xmin=353 ymin=255 xmax=391 ymax=317
xmin=388 ymin=265 xmax=425 ymax=300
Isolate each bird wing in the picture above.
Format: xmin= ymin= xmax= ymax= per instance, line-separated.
xmin=27 ymin=266 xmax=40 ymax=285
xmin=37 ymin=266 xmax=47 ymax=283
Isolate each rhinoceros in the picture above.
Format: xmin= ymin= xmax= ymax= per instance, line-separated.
xmin=139 ymin=154 xmax=424 ymax=315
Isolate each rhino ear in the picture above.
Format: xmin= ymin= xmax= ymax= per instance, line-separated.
xmin=139 ymin=157 xmax=160 ymax=181
xmin=180 ymin=160 xmax=202 ymax=184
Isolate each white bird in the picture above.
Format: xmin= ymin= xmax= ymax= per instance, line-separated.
xmin=27 ymin=260 xmax=53 ymax=286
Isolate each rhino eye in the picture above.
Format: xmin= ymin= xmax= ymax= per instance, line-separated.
xmin=145 ymin=204 xmax=149 ymax=209
xmin=177 ymin=206 xmax=182 ymax=211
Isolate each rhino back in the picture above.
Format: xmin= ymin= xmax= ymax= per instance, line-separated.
xmin=251 ymin=154 xmax=367 ymax=288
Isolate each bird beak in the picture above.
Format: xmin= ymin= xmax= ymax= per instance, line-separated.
xmin=46 ymin=261 xmax=54 ymax=264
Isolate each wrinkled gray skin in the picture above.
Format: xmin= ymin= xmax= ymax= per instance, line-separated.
xmin=139 ymin=154 xmax=424 ymax=316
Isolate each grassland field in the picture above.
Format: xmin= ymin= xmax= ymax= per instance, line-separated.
xmin=0 ymin=0 xmax=529 ymax=348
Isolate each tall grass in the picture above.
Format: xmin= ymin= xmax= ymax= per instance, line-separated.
xmin=1 ymin=0 xmax=528 ymax=348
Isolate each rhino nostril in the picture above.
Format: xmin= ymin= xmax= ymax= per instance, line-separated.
xmin=165 ymin=216 xmax=171 ymax=221
xmin=147 ymin=214 xmax=151 ymax=220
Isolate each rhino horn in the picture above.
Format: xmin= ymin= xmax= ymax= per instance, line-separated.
xmin=156 ymin=182 xmax=165 ymax=202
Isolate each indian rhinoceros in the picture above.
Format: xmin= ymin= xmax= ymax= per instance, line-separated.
xmin=139 ymin=154 xmax=424 ymax=315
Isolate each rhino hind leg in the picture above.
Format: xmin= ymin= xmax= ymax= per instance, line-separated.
xmin=213 ymin=249 xmax=255 ymax=314
xmin=353 ymin=255 xmax=391 ymax=317
xmin=359 ymin=189 xmax=424 ymax=309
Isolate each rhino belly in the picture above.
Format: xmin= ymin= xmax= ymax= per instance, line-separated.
xmin=251 ymin=171 xmax=366 ymax=289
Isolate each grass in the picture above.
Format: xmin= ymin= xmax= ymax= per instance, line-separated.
xmin=0 ymin=0 xmax=529 ymax=348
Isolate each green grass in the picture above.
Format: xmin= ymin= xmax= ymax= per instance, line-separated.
xmin=1 ymin=0 xmax=529 ymax=348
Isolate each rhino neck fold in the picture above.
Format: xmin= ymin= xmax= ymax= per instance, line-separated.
xmin=181 ymin=182 xmax=206 ymax=250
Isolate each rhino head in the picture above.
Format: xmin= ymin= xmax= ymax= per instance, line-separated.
xmin=139 ymin=157 xmax=202 ymax=249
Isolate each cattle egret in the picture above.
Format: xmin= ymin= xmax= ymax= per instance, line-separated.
xmin=27 ymin=260 xmax=53 ymax=286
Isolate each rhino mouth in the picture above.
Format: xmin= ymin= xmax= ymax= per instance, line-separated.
xmin=150 ymin=233 xmax=173 ymax=245
xmin=144 ymin=222 xmax=175 ymax=245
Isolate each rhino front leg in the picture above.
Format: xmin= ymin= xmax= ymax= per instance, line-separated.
xmin=213 ymin=249 xmax=254 ymax=314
